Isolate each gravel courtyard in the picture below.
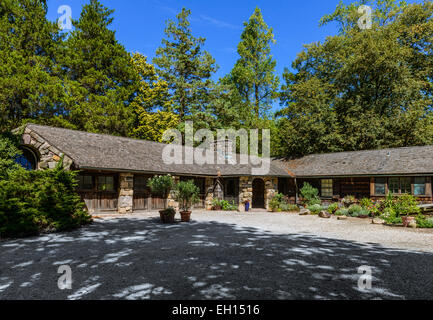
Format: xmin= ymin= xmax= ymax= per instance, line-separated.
xmin=1 ymin=211 xmax=433 ymax=300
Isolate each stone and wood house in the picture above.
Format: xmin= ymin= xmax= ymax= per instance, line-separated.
xmin=16 ymin=124 xmax=433 ymax=213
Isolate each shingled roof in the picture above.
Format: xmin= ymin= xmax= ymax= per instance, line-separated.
xmin=282 ymin=146 xmax=433 ymax=177
xmin=24 ymin=124 xmax=289 ymax=177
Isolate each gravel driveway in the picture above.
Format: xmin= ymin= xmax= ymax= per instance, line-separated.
xmin=1 ymin=211 xmax=433 ymax=300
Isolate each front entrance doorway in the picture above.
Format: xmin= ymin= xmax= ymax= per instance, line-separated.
xmin=252 ymin=178 xmax=265 ymax=209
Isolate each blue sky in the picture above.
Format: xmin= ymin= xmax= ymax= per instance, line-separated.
xmin=46 ymin=0 xmax=420 ymax=83
xmin=45 ymin=0 xmax=346 ymax=80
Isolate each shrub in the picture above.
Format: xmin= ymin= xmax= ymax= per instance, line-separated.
xmin=342 ymin=195 xmax=356 ymax=207
xmin=358 ymin=208 xmax=370 ymax=216
xmin=348 ymin=204 xmax=363 ymax=216
xmin=174 ymin=180 xmax=200 ymax=212
xmin=327 ymin=203 xmax=339 ymax=214
xmin=335 ymin=208 xmax=349 ymax=216
xmin=300 ymin=183 xmax=320 ymax=206
xmin=160 ymin=207 xmax=176 ymax=216
xmin=212 ymin=199 xmax=237 ymax=211
xmin=360 ymin=198 xmax=373 ymax=209
xmin=394 ymin=194 xmax=420 ymax=217
xmin=416 ymin=214 xmax=433 ymax=228
xmin=148 ymin=175 xmax=174 ymax=208
xmin=280 ymin=203 xmax=300 ymax=212
xmin=381 ymin=207 xmax=402 ymax=225
xmin=0 ymin=160 xmax=92 ymax=238
xmin=269 ymin=196 xmax=281 ymax=212
xmin=307 ymin=204 xmax=323 ymax=215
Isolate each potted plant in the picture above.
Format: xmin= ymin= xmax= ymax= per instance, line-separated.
xmin=148 ymin=175 xmax=174 ymax=223
xmin=159 ymin=207 xmax=176 ymax=224
xmin=211 ymin=198 xmax=223 ymax=211
xmin=174 ymin=180 xmax=199 ymax=222
xmin=397 ymin=194 xmax=420 ymax=227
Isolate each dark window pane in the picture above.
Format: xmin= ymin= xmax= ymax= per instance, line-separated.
xmin=226 ymin=179 xmax=235 ymax=197
xmin=78 ymin=175 xmax=93 ymax=190
xmin=134 ymin=176 xmax=149 ymax=191
xmin=414 ymin=177 xmax=426 ymax=196
xmin=375 ymin=178 xmax=386 ymax=195
xmin=321 ymin=179 xmax=333 ymax=197
xmin=389 ymin=178 xmax=399 ymax=194
xmin=401 ymin=178 xmax=411 ymax=194
xmin=98 ymin=176 xmax=115 ymax=192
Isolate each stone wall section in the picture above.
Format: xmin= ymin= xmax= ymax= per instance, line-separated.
xmin=22 ymin=128 xmax=73 ymax=170
xmin=118 ymin=173 xmax=134 ymax=214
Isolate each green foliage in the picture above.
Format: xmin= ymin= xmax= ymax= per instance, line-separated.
xmin=335 ymin=208 xmax=349 ymax=216
xmin=0 ymin=158 xmax=92 ymax=238
xmin=147 ymin=175 xmax=174 ymax=199
xmin=342 ymin=195 xmax=356 ymax=207
xmin=280 ymin=203 xmax=300 ymax=212
xmin=129 ymin=53 xmax=179 ymax=141
xmin=0 ymin=0 xmax=65 ymax=132
xmin=300 ymin=182 xmax=320 ymax=206
xmin=327 ymin=203 xmax=339 ymax=214
xmin=0 ymin=132 xmax=22 ymax=178
xmin=307 ymin=204 xmax=323 ymax=215
xmin=153 ymin=8 xmax=217 ymax=127
xmin=358 ymin=208 xmax=370 ymax=217
xmin=360 ymin=198 xmax=373 ymax=209
xmin=174 ymin=180 xmax=200 ymax=212
xmin=348 ymin=204 xmax=363 ymax=216
xmin=276 ymin=0 xmax=433 ymax=157
xmin=416 ymin=214 xmax=433 ymax=228
xmin=212 ymin=199 xmax=238 ymax=211
xmin=381 ymin=207 xmax=402 ymax=225
xmin=269 ymin=193 xmax=286 ymax=211
xmin=394 ymin=194 xmax=420 ymax=217
xmin=60 ymin=0 xmax=138 ymax=136
xmin=225 ymin=7 xmax=279 ymax=126
xmin=160 ymin=207 xmax=176 ymax=216
xmin=269 ymin=197 xmax=281 ymax=212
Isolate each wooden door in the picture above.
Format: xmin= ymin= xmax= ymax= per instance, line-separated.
xmin=133 ymin=175 xmax=152 ymax=210
xmin=78 ymin=174 xmax=118 ymax=212
xmin=252 ymin=178 xmax=265 ymax=208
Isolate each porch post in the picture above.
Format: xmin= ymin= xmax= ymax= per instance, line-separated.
xmin=118 ymin=173 xmax=134 ymax=214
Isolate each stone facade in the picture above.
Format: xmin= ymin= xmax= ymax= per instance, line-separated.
xmin=238 ymin=176 xmax=278 ymax=212
xmin=22 ymin=127 xmax=280 ymax=214
xmin=205 ymin=177 xmax=214 ymax=210
xmin=238 ymin=176 xmax=253 ymax=212
xmin=118 ymin=173 xmax=134 ymax=214
xmin=264 ymin=177 xmax=278 ymax=211
xmin=21 ymin=128 xmax=73 ymax=170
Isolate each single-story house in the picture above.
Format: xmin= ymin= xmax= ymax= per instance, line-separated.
xmin=16 ymin=124 xmax=433 ymax=213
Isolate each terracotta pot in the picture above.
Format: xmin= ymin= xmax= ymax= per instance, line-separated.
xmin=213 ymin=206 xmax=222 ymax=211
xmin=159 ymin=210 xmax=176 ymax=224
xmin=180 ymin=211 xmax=192 ymax=222
xmin=401 ymin=216 xmax=415 ymax=228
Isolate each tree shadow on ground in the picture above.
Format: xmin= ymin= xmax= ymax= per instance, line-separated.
xmin=1 ymin=216 xmax=432 ymax=300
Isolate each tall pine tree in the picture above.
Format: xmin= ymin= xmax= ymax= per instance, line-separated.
xmin=0 ymin=0 xmax=64 ymax=132
xmin=61 ymin=0 xmax=137 ymax=136
xmin=153 ymin=8 xmax=218 ymax=130
xmin=226 ymin=7 xmax=279 ymax=127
